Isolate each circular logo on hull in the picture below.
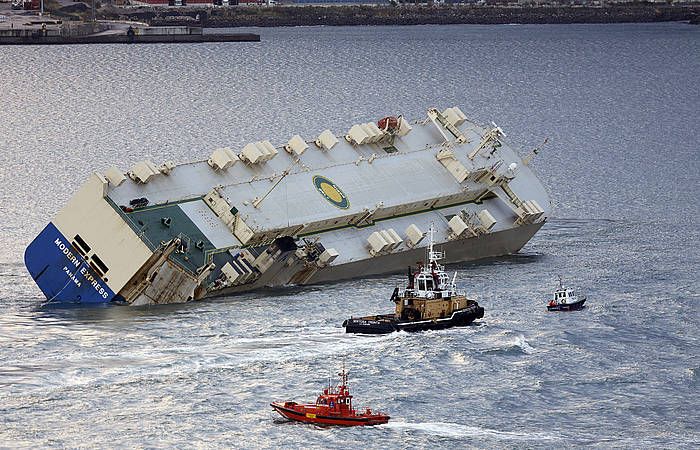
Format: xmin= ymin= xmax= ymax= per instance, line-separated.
xmin=313 ymin=175 xmax=349 ymax=209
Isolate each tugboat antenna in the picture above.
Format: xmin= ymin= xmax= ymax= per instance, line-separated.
xmin=428 ymin=227 xmax=435 ymax=264
xmin=340 ymin=361 xmax=347 ymax=387
xmin=426 ymin=224 xmax=444 ymax=265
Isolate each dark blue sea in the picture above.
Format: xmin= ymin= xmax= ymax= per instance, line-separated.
xmin=0 ymin=23 xmax=698 ymax=448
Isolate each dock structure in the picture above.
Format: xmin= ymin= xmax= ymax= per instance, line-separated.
xmin=0 ymin=14 xmax=259 ymax=45
xmin=0 ymin=31 xmax=260 ymax=45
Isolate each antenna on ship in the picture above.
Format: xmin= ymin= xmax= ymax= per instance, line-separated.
xmin=252 ymin=158 xmax=300 ymax=208
xmin=523 ymin=137 xmax=548 ymax=166
xmin=426 ymin=225 xmax=431 ymax=266
xmin=340 ymin=361 xmax=347 ymax=387
xmin=426 ymin=223 xmax=443 ymax=267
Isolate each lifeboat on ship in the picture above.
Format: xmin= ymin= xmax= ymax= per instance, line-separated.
xmin=270 ymin=367 xmax=389 ymax=427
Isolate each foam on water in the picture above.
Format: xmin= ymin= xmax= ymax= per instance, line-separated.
xmin=383 ymin=421 xmax=559 ymax=441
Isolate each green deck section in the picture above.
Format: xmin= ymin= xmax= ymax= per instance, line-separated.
xmin=112 ymin=200 xmax=217 ymax=275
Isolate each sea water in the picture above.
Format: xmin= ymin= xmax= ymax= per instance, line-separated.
xmin=0 ymin=23 xmax=698 ymax=448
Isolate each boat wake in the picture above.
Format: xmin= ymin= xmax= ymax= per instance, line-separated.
xmin=382 ymin=421 xmax=559 ymax=441
xmin=480 ymin=333 xmax=537 ymax=356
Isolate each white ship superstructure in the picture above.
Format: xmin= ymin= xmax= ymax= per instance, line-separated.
xmin=25 ymin=107 xmax=550 ymax=305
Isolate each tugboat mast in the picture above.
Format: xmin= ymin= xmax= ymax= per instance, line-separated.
xmin=426 ymin=224 xmax=444 ymax=268
xmin=339 ymin=362 xmax=348 ymax=388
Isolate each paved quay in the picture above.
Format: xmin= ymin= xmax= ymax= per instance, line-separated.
xmin=0 ymin=4 xmax=259 ymax=45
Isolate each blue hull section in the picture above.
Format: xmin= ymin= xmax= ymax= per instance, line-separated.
xmin=24 ymin=222 xmax=115 ymax=304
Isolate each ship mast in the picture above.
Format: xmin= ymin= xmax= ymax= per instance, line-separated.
xmin=339 ymin=362 xmax=348 ymax=388
xmin=426 ymin=225 xmax=434 ymax=265
xmin=426 ymin=224 xmax=443 ymax=268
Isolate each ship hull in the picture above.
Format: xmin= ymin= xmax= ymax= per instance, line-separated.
xmin=307 ymin=221 xmax=544 ymax=285
xmin=547 ymin=298 xmax=586 ymax=311
xmin=210 ymin=221 xmax=544 ymax=297
xmin=343 ymin=304 xmax=485 ymax=334
xmin=270 ymin=403 xmax=389 ymax=426
xmin=25 ymin=219 xmax=543 ymax=304
xmin=24 ymin=222 xmax=116 ymax=304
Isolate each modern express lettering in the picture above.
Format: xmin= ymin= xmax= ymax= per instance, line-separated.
xmin=80 ymin=266 xmax=109 ymax=299
xmin=54 ymin=237 xmax=110 ymax=299
xmin=54 ymin=238 xmax=81 ymax=268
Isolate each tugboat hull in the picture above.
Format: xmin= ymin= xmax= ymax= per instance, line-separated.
xmin=547 ymin=298 xmax=586 ymax=311
xmin=270 ymin=402 xmax=389 ymax=427
xmin=343 ymin=303 xmax=484 ymax=334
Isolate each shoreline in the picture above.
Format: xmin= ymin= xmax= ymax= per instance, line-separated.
xmin=2 ymin=4 xmax=696 ymax=46
xmin=110 ymin=5 xmax=700 ymax=28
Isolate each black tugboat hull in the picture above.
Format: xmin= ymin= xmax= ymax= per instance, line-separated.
xmin=342 ymin=314 xmax=398 ymax=334
xmin=343 ymin=305 xmax=484 ymax=335
xmin=547 ymin=298 xmax=586 ymax=311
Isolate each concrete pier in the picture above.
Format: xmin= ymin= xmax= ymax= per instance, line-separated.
xmin=0 ymin=11 xmax=259 ymax=45
xmin=0 ymin=30 xmax=260 ymax=45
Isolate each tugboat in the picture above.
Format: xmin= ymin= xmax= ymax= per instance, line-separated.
xmin=270 ymin=367 xmax=390 ymax=427
xmin=343 ymin=227 xmax=484 ymax=334
xmin=547 ymin=277 xmax=587 ymax=311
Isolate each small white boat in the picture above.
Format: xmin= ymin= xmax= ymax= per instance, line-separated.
xmin=547 ymin=277 xmax=586 ymax=311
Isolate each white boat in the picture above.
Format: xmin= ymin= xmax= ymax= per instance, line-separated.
xmin=547 ymin=278 xmax=586 ymax=311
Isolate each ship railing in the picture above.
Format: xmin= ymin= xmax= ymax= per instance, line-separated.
xmin=204 ymin=245 xmax=242 ymax=266
xmin=104 ymin=196 xmax=159 ymax=250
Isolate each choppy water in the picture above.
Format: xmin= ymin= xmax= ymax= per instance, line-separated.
xmin=0 ymin=23 xmax=698 ymax=448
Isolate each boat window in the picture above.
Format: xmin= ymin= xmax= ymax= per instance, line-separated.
xmin=72 ymin=234 xmax=91 ymax=256
xmin=418 ymin=280 xmax=425 ymax=291
xmin=90 ymin=255 xmax=109 ymax=275
xmin=425 ymin=279 xmax=433 ymax=290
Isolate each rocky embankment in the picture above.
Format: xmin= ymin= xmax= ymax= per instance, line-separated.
xmin=101 ymin=5 xmax=700 ymax=28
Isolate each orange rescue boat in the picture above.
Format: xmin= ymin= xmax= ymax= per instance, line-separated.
xmin=271 ymin=367 xmax=390 ymax=427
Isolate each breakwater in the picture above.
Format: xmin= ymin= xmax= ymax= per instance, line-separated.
xmin=119 ymin=5 xmax=700 ymax=28
xmin=0 ymin=22 xmax=259 ymax=45
xmin=0 ymin=31 xmax=260 ymax=45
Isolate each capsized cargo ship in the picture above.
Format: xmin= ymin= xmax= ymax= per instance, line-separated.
xmin=24 ymin=107 xmax=550 ymax=305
